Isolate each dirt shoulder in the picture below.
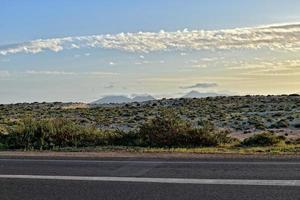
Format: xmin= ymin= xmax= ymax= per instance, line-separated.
xmin=0 ymin=149 xmax=299 ymax=159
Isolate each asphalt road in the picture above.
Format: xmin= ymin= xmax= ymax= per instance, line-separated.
xmin=0 ymin=156 xmax=299 ymax=200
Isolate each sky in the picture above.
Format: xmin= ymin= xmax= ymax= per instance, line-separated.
xmin=1 ymin=0 xmax=300 ymax=103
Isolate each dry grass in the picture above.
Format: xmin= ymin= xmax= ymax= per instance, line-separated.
xmin=47 ymin=144 xmax=300 ymax=155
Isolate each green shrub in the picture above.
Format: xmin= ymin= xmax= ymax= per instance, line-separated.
xmin=137 ymin=111 xmax=233 ymax=147
xmin=270 ymin=119 xmax=289 ymax=128
xmin=2 ymin=117 xmax=112 ymax=150
xmin=0 ymin=125 xmax=7 ymax=134
xmin=286 ymin=138 xmax=300 ymax=145
xmin=241 ymin=132 xmax=285 ymax=147
xmin=104 ymin=130 xmax=139 ymax=146
xmin=294 ymin=123 xmax=300 ymax=128
xmin=0 ymin=143 xmax=8 ymax=149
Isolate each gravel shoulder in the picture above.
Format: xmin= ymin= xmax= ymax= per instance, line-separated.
xmin=0 ymin=150 xmax=300 ymax=159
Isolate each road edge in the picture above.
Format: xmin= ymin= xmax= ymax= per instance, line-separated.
xmin=0 ymin=151 xmax=300 ymax=159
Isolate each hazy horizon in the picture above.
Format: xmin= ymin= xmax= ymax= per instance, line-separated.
xmin=1 ymin=0 xmax=300 ymax=103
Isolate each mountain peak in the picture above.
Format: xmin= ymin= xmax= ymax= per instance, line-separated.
xmin=182 ymin=90 xmax=225 ymax=98
xmin=132 ymin=95 xmax=156 ymax=102
xmin=92 ymin=94 xmax=156 ymax=104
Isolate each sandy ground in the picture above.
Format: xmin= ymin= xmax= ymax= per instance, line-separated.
xmin=230 ymin=129 xmax=300 ymax=140
xmin=0 ymin=151 xmax=299 ymax=159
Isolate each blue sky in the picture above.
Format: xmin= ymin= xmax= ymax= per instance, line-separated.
xmin=2 ymin=0 xmax=300 ymax=43
xmin=1 ymin=0 xmax=300 ymax=103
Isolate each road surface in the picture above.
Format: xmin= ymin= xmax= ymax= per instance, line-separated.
xmin=0 ymin=155 xmax=299 ymax=200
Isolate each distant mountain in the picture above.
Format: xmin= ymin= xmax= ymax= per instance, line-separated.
xmin=92 ymin=96 xmax=131 ymax=104
xmin=132 ymin=95 xmax=156 ymax=102
xmin=182 ymin=90 xmax=225 ymax=98
xmin=92 ymin=95 xmax=156 ymax=104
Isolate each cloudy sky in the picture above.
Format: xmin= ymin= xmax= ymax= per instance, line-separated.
xmin=1 ymin=0 xmax=300 ymax=103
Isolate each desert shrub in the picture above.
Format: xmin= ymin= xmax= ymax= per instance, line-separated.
xmin=0 ymin=125 xmax=7 ymax=134
xmin=289 ymin=94 xmax=300 ymax=96
xmin=185 ymin=128 xmax=234 ymax=147
xmin=270 ymin=119 xmax=289 ymax=128
xmin=1 ymin=117 xmax=112 ymax=150
xmin=0 ymin=143 xmax=7 ymax=150
xmin=289 ymin=138 xmax=300 ymax=144
xmin=137 ymin=111 xmax=233 ymax=147
xmin=102 ymin=130 xmax=139 ymax=146
xmin=294 ymin=123 xmax=300 ymax=128
xmin=241 ymin=132 xmax=285 ymax=147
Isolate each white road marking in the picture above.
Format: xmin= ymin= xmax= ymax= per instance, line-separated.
xmin=0 ymin=158 xmax=299 ymax=165
xmin=0 ymin=175 xmax=299 ymax=186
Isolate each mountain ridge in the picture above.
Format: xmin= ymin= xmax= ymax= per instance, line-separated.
xmin=182 ymin=90 xmax=226 ymax=98
xmin=92 ymin=91 xmax=229 ymax=104
xmin=92 ymin=95 xmax=156 ymax=104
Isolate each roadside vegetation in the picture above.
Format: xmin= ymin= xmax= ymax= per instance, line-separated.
xmin=0 ymin=111 xmax=299 ymax=153
xmin=241 ymin=132 xmax=286 ymax=147
xmin=0 ymin=95 xmax=299 ymax=153
xmin=0 ymin=112 xmax=234 ymax=150
xmin=137 ymin=111 xmax=235 ymax=147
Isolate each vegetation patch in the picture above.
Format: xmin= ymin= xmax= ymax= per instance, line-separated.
xmin=138 ymin=111 xmax=234 ymax=147
xmin=0 ymin=112 xmax=235 ymax=150
xmin=0 ymin=95 xmax=299 ymax=153
xmin=241 ymin=132 xmax=285 ymax=147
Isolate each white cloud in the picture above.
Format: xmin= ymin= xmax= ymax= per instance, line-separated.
xmin=84 ymin=71 xmax=119 ymax=76
xmin=0 ymin=70 xmax=10 ymax=78
xmin=191 ymin=64 xmax=207 ymax=68
xmin=229 ymin=59 xmax=300 ymax=70
xmin=139 ymin=77 xmax=188 ymax=82
xmin=180 ymin=52 xmax=187 ymax=56
xmin=23 ymin=70 xmax=118 ymax=76
xmin=200 ymin=57 xmax=222 ymax=62
xmin=135 ymin=59 xmax=164 ymax=65
xmin=186 ymin=59 xmax=208 ymax=68
xmin=25 ymin=70 xmax=76 ymax=75
xmin=142 ymin=60 xmax=149 ymax=64
xmin=227 ymin=59 xmax=300 ymax=76
xmin=0 ymin=38 xmax=71 ymax=55
xmin=180 ymin=82 xmax=218 ymax=89
xmin=104 ymin=84 xmax=114 ymax=89
xmin=1 ymin=23 xmax=300 ymax=55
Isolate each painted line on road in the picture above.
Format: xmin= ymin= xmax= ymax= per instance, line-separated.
xmin=0 ymin=175 xmax=299 ymax=186
xmin=0 ymin=158 xmax=299 ymax=165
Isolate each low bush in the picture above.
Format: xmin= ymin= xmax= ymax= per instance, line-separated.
xmin=0 ymin=117 xmax=113 ymax=150
xmin=0 ymin=113 xmax=236 ymax=149
xmin=286 ymin=138 xmax=300 ymax=145
xmin=241 ymin=132 xmax=285 ymax=147
xmin=294 ymin=123 xmax=300 ymax=128
xmin=137 ymin=111 xmax=234 ymax=147
xmin=0 ymin=125 xmax=7 ymax=134
xmin=0 ymin=143 xmax=7 ymax=150
xmin=270 ymin=119 xmax=289 ymax=128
